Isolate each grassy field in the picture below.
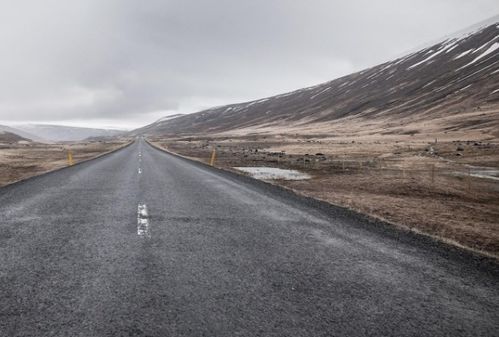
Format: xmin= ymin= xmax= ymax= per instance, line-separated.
xmin=0 ymin=140 xmax=130 ymax=187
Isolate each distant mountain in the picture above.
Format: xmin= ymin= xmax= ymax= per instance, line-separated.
xmin=130 ymin=114 xmax=184 ymax=136
xmin=134 ymin=16 xmax=499 ymax=138
xmin=155 ymin=114 xmax=186 ymax=122
xmin=13 ymin=124 xmax=124 ymax=142
xmin=0 ymin=125 xmax=48 ymax=142
xmin=0 ymin=130 xmax=31 ymax=143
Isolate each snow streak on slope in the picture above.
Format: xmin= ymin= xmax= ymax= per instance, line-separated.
xmin=134 ymin=18 xmax=499 ymax=136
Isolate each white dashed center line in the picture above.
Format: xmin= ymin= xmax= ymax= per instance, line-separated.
xmin=137 ymin=203 xmax=151 ymax=238
xmin=138 ymin=150 xmax=142 ymax=174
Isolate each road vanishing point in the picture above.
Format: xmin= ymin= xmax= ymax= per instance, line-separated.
xmin=1 ymin=139 xmax=498 ymax=337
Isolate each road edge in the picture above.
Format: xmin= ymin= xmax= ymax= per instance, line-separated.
xmin=146 ymin=139 xmax=499 ymax=268
xmin=0 ymin=140 xmax=135 ymax=192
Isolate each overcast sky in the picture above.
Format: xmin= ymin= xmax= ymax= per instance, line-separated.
xmin=0 ymin=0 xmax=498 ymax=129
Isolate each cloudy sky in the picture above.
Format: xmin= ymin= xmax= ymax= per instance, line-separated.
xmin=0 ymin=0 xmax=498 ymax=129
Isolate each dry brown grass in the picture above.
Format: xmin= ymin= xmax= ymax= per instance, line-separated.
xmin=0 ymin=140 xmax=130 ymax=187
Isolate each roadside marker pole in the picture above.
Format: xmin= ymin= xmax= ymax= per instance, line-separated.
xmin=67 ymin=150 xmax=74 ymax=166
xmin=209 ymin=148 xmax=216 ymax=166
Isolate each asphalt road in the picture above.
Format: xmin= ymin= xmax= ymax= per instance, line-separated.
xmin=1 ymin=138 xmax=498 ymax=337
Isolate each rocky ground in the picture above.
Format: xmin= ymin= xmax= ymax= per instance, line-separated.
xmin=0 ymin=140 xmax=131 ymax=187
xmin=150 ymin=134 xmax=499 ymax=257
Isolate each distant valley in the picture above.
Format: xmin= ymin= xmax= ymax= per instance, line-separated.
xmin=1 ymin=124 xmax=124 ymax=143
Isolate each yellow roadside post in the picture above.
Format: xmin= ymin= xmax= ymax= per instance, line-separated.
xmin=209 ymin=148 xmax=216 ymax=166
xmin=67 ymin=150 xmax=74 ymax=166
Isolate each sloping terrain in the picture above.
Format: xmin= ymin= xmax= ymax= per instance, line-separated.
xmin=0 ymin=131 xmax=30 ymax=144
xmin=13 ymin=124 xmax=124 ymax=142
xmin=0 ymin=124 xmax=48 ymax=143
xmin=137 ymin=17 xmax=499 ymax=258
xmin=134 ymin=18 xmax=499 ymax=139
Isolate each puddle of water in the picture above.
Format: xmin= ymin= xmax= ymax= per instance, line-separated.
xmin=234 ymin=167 xmax=311 ymax=180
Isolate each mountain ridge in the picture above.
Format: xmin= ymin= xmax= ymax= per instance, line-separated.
xmin=12 ymin=124 xmax=125 ymax=142
xmin=133 ymin=18 xmax=499 ymax=138
xmin=0 ymin=125 xmax=49 ymax=143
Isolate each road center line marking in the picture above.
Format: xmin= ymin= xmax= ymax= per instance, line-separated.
xmin=137 ymin=203 xmax=151 ymax=238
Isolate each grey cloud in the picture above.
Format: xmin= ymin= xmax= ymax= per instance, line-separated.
xmin=0 ymin=0 xmax=497 ymax=128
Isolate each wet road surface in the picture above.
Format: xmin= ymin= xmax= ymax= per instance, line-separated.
xmin=1 ymin=139 xmax=498 ymax=336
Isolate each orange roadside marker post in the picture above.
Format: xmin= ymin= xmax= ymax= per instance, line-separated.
xmin=67 ymin=150 xmax=74 ymax=166
xmin=209 ymin=148 xmax=216 ymax=166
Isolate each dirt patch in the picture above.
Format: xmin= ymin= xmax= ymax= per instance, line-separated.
xmin=0 ymin=140 xmax=130 ymax=187
xmin=150 ymin=134 xmax=499 ymax=258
